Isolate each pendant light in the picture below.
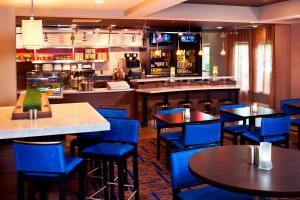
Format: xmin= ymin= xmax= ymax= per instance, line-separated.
xmin=198 ymin=32 xmax=203 ymax=56
xmin=176 ymin=32 xmax=181 ymax=56
xmin=154 ymin=32 xmax=160 ymax=57
xmin=220 ymin=41 xmax=226 ymax=56
xmin=22 ymin=0 xmax=43 ymax=49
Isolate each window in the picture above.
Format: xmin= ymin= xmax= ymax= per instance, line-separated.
xmin=255 ymin=42 xmax=272 ymax=94
xmin=234 ymin=42 xmax=249 ymax=91
xmin=202 ymin=46 xmax=210 ymax=77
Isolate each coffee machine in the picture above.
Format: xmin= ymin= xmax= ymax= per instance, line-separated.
xmin=124 ymin=53 xmax=142 ymax=79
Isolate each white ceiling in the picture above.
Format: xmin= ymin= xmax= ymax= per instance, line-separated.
xmin=0 ymin=0 xmax=144 ymax=11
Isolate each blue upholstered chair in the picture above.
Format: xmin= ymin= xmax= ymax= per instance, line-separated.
xmin=170 ymin=148 xmax=253 ymax=200
xmin=241 ymin=115 xmax=291 ymax=148
xmin=70 ymin=108 xmax=128 ymax=156
xmin=280 ymin=99 xmax=300 ymax=149
xmin=219 ymin=104 xmax=249 ymax=145
xmin=13 ymin=140 xmax=85 ymax=200
xmin=82 ymin=118 xmax=139 ymax=200
xmin=155 ymin=108 xmax=185 ymax=167
xmin=170 ymin=121 xmax=221 ymax=151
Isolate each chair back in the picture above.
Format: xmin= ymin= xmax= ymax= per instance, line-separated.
xmin=260 ymin=115 xmax=291 ymax=137
xmin=220 ymin=103 xmax=246 ymax=122
xmin=280 ymin=99 xmax=300 ymax=116
xmin=156 ymin=108 xmax=185 ymax=129
xmin=96 ymin=108 xmax=128 ymax=119
xmin=170 ymin=148 xmax=209 ymax=189
xmin=184 ymin=121 xmax=221 ymax=146
xmin=100 ymin=118 xmax=139 ymax=144
xmin=13 ymin=141 xmax=65 ymax=173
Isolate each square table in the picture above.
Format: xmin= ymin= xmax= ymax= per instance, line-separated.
xmin=0 ymin=102 xmax=110 ymax=140
xmin=153 ymin=111 xmax=219 ymax=127
xmin=220 ymin=106 xmax=282 ymax=129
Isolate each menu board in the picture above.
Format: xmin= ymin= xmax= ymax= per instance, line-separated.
xmin=44 ymin=33 xmax=73 ymax=47
xmin=121 ymin=34 xmax=143 ymax=46
xmin=109 ymin=33 xmax=122 ymax=47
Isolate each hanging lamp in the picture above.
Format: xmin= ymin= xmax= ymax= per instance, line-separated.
xmin=154 ymin=32 xmax=160 ymax=57
xmin=176 ymin=32 xmax=181 ymax=56
xmin=22 ymin=0 xmax=43 ymax=49
xmin=198 ymin=32 xmax=203 ymax=56
xmin=220 ymin=40 xmax=226 ymax=56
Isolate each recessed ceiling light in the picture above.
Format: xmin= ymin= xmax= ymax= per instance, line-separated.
xmin=252 ymin=25 xmax=258 ymax=28
xmin=95 ymin=0 xmax=104 ymax=3
xmin=110 ymin=24 xmax=117 ymax=27
xmin=124 ymin=29 xmax=128 ymax=31
xmin=95 ymin=28 xmax=101 ymax=31
xmin=217 ymin=26 xmax=223 ymax=29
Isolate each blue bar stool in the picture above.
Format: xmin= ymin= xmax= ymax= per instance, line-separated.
xmin=70 ymin=108 xmax=128 ymax=156
xmin=170 ymin=148 xmax=253 ymax=200
xmin=240 ymin=115 xmax=291 ymax=148
xmin=220 ymin=104 xmax=249 ymax=145
xmin=82 ymin=118 xmax=139 ymax=200
xmin=170 ymin=121 xmax=221 ymax=151
xmin=13 ymin=140 xmax=85 ymax=200
xmin=280 ymin=99 xmax=300 ymax=149
xmin=155 ymin=108 xmax=185 ymax=167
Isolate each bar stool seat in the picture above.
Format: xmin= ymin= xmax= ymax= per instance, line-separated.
xmin=178 ymin=100 xmax=193 ymax=108
xmin=155 ymin=102 xmax=171 ymax=110
xmin=199 ymin=99 xmax=213 ymax=113
xmin=83 ymin=142 xmax=135 ymax=157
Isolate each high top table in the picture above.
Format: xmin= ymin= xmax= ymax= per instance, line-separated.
xmin=0 ymin=102 xmax=110 ymax=139
xmin=189 ymin=145 xmax=300 ymax=198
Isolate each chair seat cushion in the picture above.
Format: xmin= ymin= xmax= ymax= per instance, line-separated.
xmin=160 ymin=131 xmax=182 ymax=141
xmin=242 ymin=132 xmax=286 ymax=143
xmin=83 ymin=142 xmax=135 ymax=157
xmin=223 ymin=125 xmax=249 ymax=134
xmin=177 ymin=186 xmax=253 ymax=200
xmin=24 ymin=157 xmax=83 ymax=177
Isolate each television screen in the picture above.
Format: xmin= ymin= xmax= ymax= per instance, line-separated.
xmin=150 ymin=33 xmax=173 ymax=45
xmin=179 ymin=34 xmax=197 ymax=43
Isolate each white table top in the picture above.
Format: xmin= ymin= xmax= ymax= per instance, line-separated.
xmin=135 ymin=85 xmax=240 ymax=94
xmin=0 ymin=102 xmax=110 ymax=139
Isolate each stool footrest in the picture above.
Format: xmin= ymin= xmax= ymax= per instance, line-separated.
xmin=86 ymin=186 xmax=106 ymax=200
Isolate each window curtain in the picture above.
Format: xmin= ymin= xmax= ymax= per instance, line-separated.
xmin=227 ymin=26 xmax=274 ymax=107
xmin=227 ymin=30 xmax=252 ymax=102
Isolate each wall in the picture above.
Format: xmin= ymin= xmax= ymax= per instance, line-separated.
xmin=202 ymin=33 xmax=228 ymax=75
xmin=274 ymin=24 xmax=291 ymax=110
xmin=291 ymin=23 xmax=300 ymax=98
xmin=0 ymin=7 xmax=16 ymax=106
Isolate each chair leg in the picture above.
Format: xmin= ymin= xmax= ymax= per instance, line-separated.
xmin=240 ymin=136 xmax=246 ymax=145
xmin=165 ymin=142 xmax=170 ymax=169
xmin=17 ymin=173 xmax=24 ymax=200
xmin=118 ymin=159 xmax=125 ymax=200
xmin=285 ymin=134 xmax=290 ymax=149
xmin=298 ymin=126 xmax=300 ymax=150
xmin=109 ymin=161 xmax=115 ymax=199
xmin=58 ymin=177 xmax=66 ymax=200
xmin=70 ymin=138 xmax=77 ymax=156
xmin=124 ymin=159 xmax=129 ymax=191
xmin=157 ymin=129 xmax=161 ymax=160
xmin=220 ymin=123 xmax=224 ymax=146
xmin=133 ymin=150 xmax=139 ymax=200
xmin=102 ymin=159 xmax=109 ymax=200
xmin=233 ymin=135 xmax=238 ymax=145
xmin=79 ymin=163 xmax=86 ymax=200
xmin=39 ymin=183 xmax=46 ymax=200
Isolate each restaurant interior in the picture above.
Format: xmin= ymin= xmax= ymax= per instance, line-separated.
xmin=1 ymin=0 xmax=300 ymax=199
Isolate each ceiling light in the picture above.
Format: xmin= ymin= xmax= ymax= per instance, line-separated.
xmin=95 ymin=28 xmax=101 ymax=31
xmin=221 ymin=41 xmax=226 ymax=56
xmin=72 ymin=19 xmax=102 ymax=23
xmin=95 ymin=0 xmax=104 ymax=3
xmin=22 ymin=0 xmax=43 ymax=49
xmin=110 ymin=24 xmax=117 ymax=27
xmin=252 ymin=25 xmax=258 ymax=28
xmin=71 ymin=24 xmax=77 ymax=28
xmin=176 ymin=32 xmax=181 ymax=56
xmin=217 ymin=26 xmax=223 ymax=30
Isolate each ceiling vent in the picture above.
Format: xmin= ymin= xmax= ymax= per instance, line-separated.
xmin=72 ymin=19 xmax=102 ymax=23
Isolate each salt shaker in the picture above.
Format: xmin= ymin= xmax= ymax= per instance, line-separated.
xmin=247 ymin=145 xmax=255 ymax=165
xmin=33 ymin=109 xmax=38 ymax=120
xmin=29 ymin=109 xmax=33 ymax=120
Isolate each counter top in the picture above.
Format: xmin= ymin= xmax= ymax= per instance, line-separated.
xmin=130 ymin=76 xmax=236 ymax=83
xmin=135 ymin=85 xmax=240 ymax=94
xmin=0 ymin=102 xmax=110 ymax=139
xmin=62 ymin=88 xmax=135 ymax=94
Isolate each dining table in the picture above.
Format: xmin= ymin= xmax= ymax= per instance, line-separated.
xmin=0 ymin=102 xmax=110 ymax=139
xmin=220 ymin=106 xmax=282 ymax=130
xmin=189 ymin=145 xmax=300 ymax=198
xmin=153 ymin=110 xmax=219 ymax=128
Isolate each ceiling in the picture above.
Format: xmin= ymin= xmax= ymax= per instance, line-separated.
xmin=0 ymin=0 xmax=143 ymax=11
xmin=184 ymin=0 xmax=288 ymax=7
xmin=16 ymin=16 xmax=254 ymax=31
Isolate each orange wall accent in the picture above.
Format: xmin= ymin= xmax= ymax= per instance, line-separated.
xmin=0 ymin=7 xmax=17 ymax=106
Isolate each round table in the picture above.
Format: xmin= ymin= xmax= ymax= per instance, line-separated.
xmin=189 ymin=145 xmax=300 ymax=197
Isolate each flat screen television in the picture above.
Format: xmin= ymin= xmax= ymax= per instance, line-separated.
xmin=150 ymin=33 xmax=173 ymax=45
xmin=179 ymin=34 xmax=197 ymax=43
